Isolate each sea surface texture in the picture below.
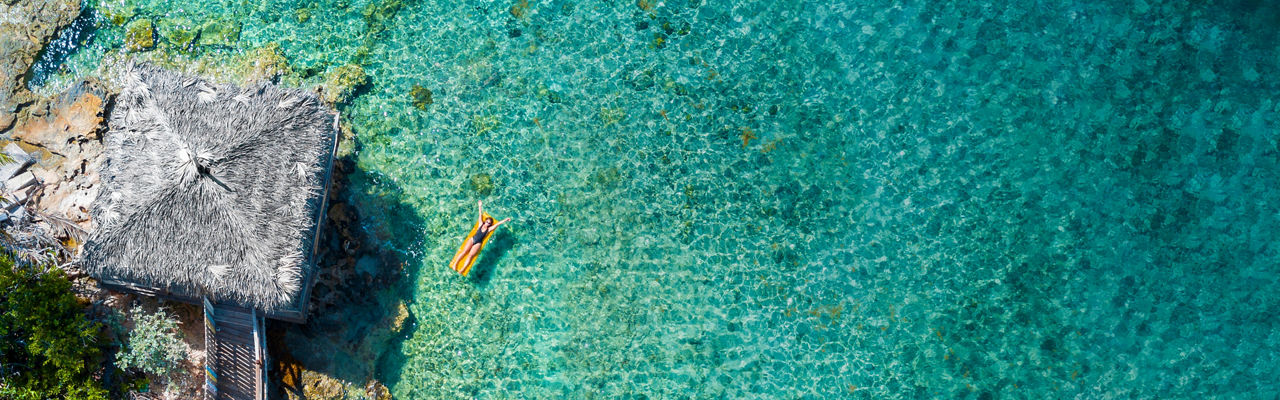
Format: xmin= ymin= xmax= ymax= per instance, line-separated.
xmin=37 ymin=0 xmax=1280 ymax=398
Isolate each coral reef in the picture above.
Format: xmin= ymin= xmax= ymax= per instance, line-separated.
xmin=239 ymin=43 xmax=292 ymax=82
xmin=98 ymin=0 xmax=136 ymax=26
xmin=409 ymin=84 xmax=433 ymax=110
xmin=321 ymin=64 xmax=368 ymax=104
xmin=468 ymin=172 xmax=494 ymax=196
xmin=361 ymin=0 xmax=404 ymax=35
xmin=197 ymin=17 xmax=241 ymax=47
xmin=157 ymin=17 xmax=199 ymax=52
xmin=123 ymin=18 xmax=154 ymax=51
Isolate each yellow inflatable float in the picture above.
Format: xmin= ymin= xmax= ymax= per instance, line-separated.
xmin=449 ymin=201 xmax=510 ymax=276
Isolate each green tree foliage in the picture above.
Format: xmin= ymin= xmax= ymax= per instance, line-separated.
xmin=116 ymin=307 xmax=186 ymax=377
xmin=0 ymin=257 xmax=108 ymax=400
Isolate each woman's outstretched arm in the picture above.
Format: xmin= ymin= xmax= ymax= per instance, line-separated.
xmin=493 ymin=217 xmax=512 ymax=228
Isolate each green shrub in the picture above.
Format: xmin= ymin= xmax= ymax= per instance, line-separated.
xmin=116 ymin=307 xmax=187 ymax=377
xmin=0 ymin=257 xmax=108 ymax=400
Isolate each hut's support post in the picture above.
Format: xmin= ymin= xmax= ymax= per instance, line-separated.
xmin=203 ymin=297 xmax=218 ymax=400
xmin=252 ymin=308 xmax=266 ymax=400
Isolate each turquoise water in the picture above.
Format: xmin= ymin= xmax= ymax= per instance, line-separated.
xmin=36 ymin=0 xmax=1280 ymax=398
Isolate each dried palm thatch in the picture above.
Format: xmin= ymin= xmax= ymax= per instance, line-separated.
xmin=83 ymin=63 xmax=336 ymax=311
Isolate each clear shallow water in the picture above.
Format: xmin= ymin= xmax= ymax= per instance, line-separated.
xmin=38 ymin=0 xmax=1280 ymax=398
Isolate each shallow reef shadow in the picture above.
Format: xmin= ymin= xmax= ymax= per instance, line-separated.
xmin=268 ymin=140 xmax=426 ymax=398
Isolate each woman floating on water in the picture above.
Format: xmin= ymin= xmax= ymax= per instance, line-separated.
xmin=449 ymin=200 xmax=511 ymax=276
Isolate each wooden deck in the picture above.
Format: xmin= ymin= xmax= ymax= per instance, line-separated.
xmin=204 ymin=299 xmax=267 ymax=400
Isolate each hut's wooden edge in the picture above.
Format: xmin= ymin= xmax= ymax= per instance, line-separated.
xmin=99 ymin=279 xmax=308 ymax=323
xmin=291 ymin=112 xmax=341 ymax=324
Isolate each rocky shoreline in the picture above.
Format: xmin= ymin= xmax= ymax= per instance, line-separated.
xmin=1 ymin=1 xmax=400 ymax=398
xmin=0 ymin=0 xmax=80 ymax=132
xmin=1 ymin=1 xmax=102 ymax=260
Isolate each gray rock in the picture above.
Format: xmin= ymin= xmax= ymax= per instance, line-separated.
xmin=0 ymin=162 xmax=26 ymax=181
xmin=0 ymin=0 xmax=81 ymax=125
xmin=9 ymin=185 xmax=31 ymax=204
xmin=0 ymin=143 xmax=34 ymax=179
xmin=4 ymin=170 xmax=35 ymax=192
xmin=3 ymin=143 xmax=26 ymax=158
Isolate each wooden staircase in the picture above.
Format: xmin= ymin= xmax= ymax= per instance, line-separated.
xmin=204 ymin=299 xmax=267 ymax=400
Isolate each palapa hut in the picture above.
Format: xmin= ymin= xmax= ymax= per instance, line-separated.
xmin=83 ymin=63 xmax=337 ymax=399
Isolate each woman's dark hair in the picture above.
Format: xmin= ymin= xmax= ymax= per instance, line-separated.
xmin=483 ymin=216 xmax=495 ymax=225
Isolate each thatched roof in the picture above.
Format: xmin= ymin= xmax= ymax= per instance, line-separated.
xmin=84 ymin=63 xmax=336 ymax=311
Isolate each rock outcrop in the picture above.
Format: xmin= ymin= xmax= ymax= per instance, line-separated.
xmin=1 ymin=0 xmax=106 ymax=233
xmin=123 ymin=18 xmax=154 ymax=51
xmin=11 ymin=78 xmax=109 ymax=230
xmin=321 ymin=63 xmax=368 ymax=104
xmin=0 ymin=0 xmax=82 ymax=133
